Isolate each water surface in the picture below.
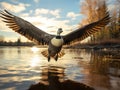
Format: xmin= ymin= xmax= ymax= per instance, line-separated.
xmin=0 ymin=46 xmax=120 ymax=90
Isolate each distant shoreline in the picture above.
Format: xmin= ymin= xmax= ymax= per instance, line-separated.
xmin=0 ymin=39 xmax=120 ymax=49
xmin=65 ymin=39 xmax=120 ymax=49
xmin=65 ymin=44 xmax=120 ymax=49
xmin=0 ymin=44 xmax=120 ymax=49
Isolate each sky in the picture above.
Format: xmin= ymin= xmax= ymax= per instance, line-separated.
xmin=0 ymin=0 xmax=118 ymax=42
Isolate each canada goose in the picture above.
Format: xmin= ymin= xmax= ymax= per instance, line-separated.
xmin=0 ymin=10 xmax=110 ymax=61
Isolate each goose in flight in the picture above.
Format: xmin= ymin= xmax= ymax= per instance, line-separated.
xmin=0 ymin=10 xmax=110 ymax=61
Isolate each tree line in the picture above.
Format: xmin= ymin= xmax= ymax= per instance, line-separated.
xmin=0 ymin=38 xmax=35 ymax=46
xmin=79 ymin=0 xmax=120 ymax=44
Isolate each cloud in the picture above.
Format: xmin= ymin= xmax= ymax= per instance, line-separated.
xmin=0 ymin=8 xmax=77 ymax=36
xmin=50 ymin=9 xmax=61 ymax=18
xmin=0 ymin=18 xmax=13 ymax=32
xmin=22 ymin=15 xmax=70 ymax=34
xmin=67 ymin=12 xmax=80 ymax=20
xmin=0 ymin=2 xmax=30 ymax=13
xmin=34 ymin=0 xmax=40 ymax=3
xmin=35 ymin=8 xmax=49 ymax=15
xmin=35 ymin=8 xmax=61 ymax=18
xmin=0 ymin=3 xmax=79 ymax=42
xmin=18 ymin=8 xmax=79 ymax=35
xmin=0 ymin=8 xmax=74 ymax=36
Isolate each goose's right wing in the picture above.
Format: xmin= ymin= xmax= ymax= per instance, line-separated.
xmin=0 ymin=10 xmax=54 ymax=45
xmin=63 ymin=12 xmax=110 ymax=45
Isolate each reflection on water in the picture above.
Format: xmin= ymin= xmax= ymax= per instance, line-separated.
xmin=0 ymin=46 xmax=120 ymax=90
xmin=82 ymin=49 xmax=120 ymax=90
xmin=90 ymin=49 xmax=120 ymax=76
xmin=28 ymin=66 xmax=94 ymax=90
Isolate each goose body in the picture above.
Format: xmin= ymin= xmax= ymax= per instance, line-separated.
xmin=51 ymin=36 xmax=64 ymax=47
xmin=48 ymin=30 xmax=64 ymax=61
xmin=0 ymin=10 xmax=110 ymax=61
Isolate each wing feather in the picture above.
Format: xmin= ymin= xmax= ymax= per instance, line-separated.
xmin=0 ymin=10 xmax=54 ymax=45
xmin=63 ymin=11 xmax=110 ymax=45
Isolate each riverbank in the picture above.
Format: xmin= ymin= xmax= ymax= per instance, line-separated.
xmin=65 ymin=39 xmax=120 ymax=49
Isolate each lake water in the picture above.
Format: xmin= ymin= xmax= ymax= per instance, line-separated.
xmin=0 ymin=46 xmax=120 ymax=90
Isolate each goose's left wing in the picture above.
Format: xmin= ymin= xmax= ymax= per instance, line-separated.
xmin=63 ymin=12 xmax=110 ymax=45
xmin=0 ymin=10 xmax=54 ymax=45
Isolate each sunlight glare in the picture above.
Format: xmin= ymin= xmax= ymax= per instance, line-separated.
xmin=31 ymin=46 xmax=39 ymax=53
xmin=30 ymin=56 xmax=40 ymax=67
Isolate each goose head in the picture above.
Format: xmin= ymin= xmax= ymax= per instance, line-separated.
xmin=57 ymin=28 xmax=63 ymax=36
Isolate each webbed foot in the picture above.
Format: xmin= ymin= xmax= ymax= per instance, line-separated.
xmin=54 ymin=54 xmax=58 ymax=61
xmin=48 ymin=56 xmax=50 ymax=62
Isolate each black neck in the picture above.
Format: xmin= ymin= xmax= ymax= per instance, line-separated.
xmin=56 ymin=36 xmax=61 ymax=39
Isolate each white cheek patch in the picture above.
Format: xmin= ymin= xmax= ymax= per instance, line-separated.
xmin=51 ymin=37 xmax=64 ymax=47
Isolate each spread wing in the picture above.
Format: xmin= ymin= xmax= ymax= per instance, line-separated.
xmin=63 ymin=12 xmax=110 ymax=45
xmin=0 ymin=10 xmax=54 ymax=45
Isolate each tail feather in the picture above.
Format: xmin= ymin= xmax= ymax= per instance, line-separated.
xmin=41 ymin=49 xmax=48 ymax=58
xmin=41 ymin=50 xmax=65 ymax=58
xmin=58 ymin=50 xmax=65 ymax=58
